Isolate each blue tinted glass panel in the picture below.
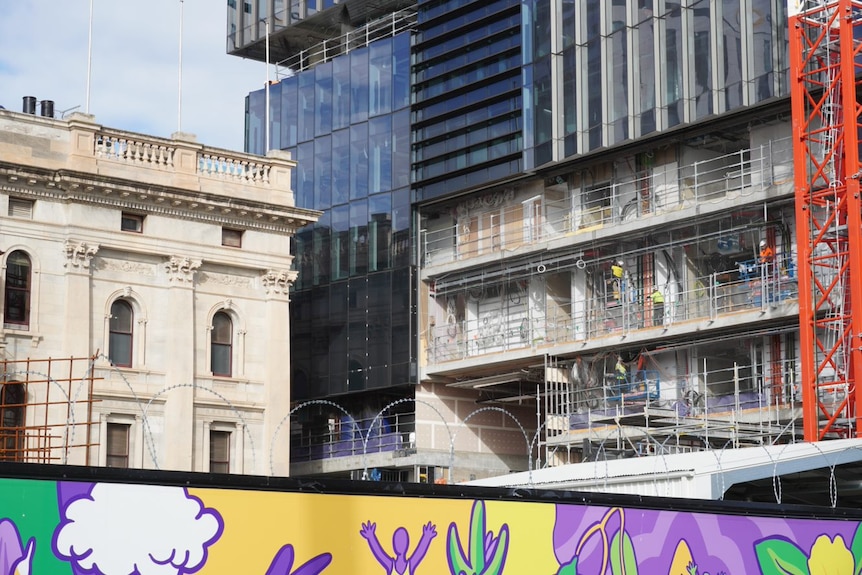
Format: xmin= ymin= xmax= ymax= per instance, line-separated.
xmin=350 ymin=122 xmax=369 ymax=200
xmin=392 ymin=109 xmax=410 ymax=190
xmin=665 ymin=3 xmax=683 ymax=127
xmin=332 ymin=129 xmax=350 ymax=205
xmin=280 ymin=75 xmax=298 ymax=148
xmin=268 ymin=81 xmax=282 ymax=150
xmin=369 ymin=39 xmax=392 ymax=117
xmin=314 ymin=135 xmax=331 ymax=209
xmin=393 ymin=33 xmax=410 ymax=110
xmin=351 ymin=48 xmax=369 ymax=124
xmin=723 ymin=0 xmax=743 ymax=110
xmin=295 ymin=141 xmax=314 ymax=209
xmin=333 ymin=56 xmax=351 ymax=130
xmin=315 ymin=61 xmax=333 ymax=135
xmin=246 ymin=91 xmax=264 ymax=155
xmin=313 ymin=211 xmax=330 ymax=286
xmin=392 ymin=187 xmax=410 ymax=267
xmin=369 ymin=116 xmax=392 ymax=194
xmin=298 ymin=71 xmax=315 ymax=142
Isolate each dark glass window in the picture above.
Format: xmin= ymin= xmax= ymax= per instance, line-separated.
xmin=106 ymin=422 xmax=130 ymax=468
xmin=586 ymin=2 xmax=603 ymax=149
xmin=393 ymin=33 xmax=411 ymax=111
xmin=211 ymin=312 xmax=233 ymax=377
xmin=609 ymin=0 xmax=628 ymax=143
xmin=692 ymin=0 xmax=713 ymax=118
xmin=0 ymin=382 xmax=25 ymax=462
xmin=210 ymin=429 xmax=231 ymax=473
xmin=222 ymin=228 xmax=243 ymax=248
xmin=121 ymin=213 xmax=144 ymax=233
xmin=350 ymin=200 xmax=369 ymax=276
xmin=312 ymin=211 xmax=331 ymax=286
xmin=723 ymin=0 xmax=743 ymax=110
xmin=4 ymin=251 xmax=31 ymax=328
xmin=295 ymin=142 xmax=315 ymax=209
xmin=246 ymin=90 xmax=265 ymax=155
xmin=331 ymin=205 xmax=350 ymax=280
xmin=392 ymin=109 xmax=411 ymax=190
xmin=752 ymin=0 xmax=775 ymax=102
xmin=368 ymin=193 xmax=391 ymax=272
xmin=665 ymin=2 xmax=683 ymax=127
xmin=638 ymin=11 xmax=656 ymax=135
xmin=109 ymin=300 xmax=133 ymax=368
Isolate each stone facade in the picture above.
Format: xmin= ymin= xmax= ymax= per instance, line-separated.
xmin=0 ymin=109 xmax=318 ymax=475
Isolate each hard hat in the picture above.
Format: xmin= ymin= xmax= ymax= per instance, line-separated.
xmin=616 ymin=260 xmax=624 ymax=266
xmin=759 ymin=240 xmax=767 ymax=247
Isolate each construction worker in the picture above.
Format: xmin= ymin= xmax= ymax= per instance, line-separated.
xmin=614 ymin=356 xmax=628 ymax=394
xmin=611 ymin=260 xmax=624 ymax=279
xmin=759 ymin=240 xmax=774 ymax=264
xmin=650 ymin=287 xmax=665 ymax=327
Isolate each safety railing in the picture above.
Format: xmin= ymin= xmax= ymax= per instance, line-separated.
xmin=290 ymin=411 xmax=416 ymax=463
xmin=425 ymin=260 xmax=798 ymax=365
xmin=545 ymin=357 xmax=804 ymax=457
xmin=422 ymin=137 xmax=794 ymax=268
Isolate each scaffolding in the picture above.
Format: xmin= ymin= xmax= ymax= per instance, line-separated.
xmin=0 ymin=356 xmax=100 ymax=464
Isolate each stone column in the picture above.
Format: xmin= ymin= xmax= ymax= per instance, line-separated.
xmin=62 ymin=240 xmax=99 ymax=358
xmin=261 ymin=268 xmax=296 ymax=476
xmin=162 ymin=255 xmax=201 ymax=471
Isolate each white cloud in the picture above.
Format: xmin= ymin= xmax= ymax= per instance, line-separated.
xmin=0 ymin=0 xmax=267 ymax=151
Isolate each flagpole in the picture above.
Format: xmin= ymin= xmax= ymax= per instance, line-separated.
xmin=178 ymin=0 xmax=184 ymax=133
xmin=85 ymin=0 xmax=94 ymax=114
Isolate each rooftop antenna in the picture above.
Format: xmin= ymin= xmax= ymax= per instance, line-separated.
xmin=178 ymin=0 xmax=184 ymax=133
xmin=85 ymin=0 xmax=94 ymax=114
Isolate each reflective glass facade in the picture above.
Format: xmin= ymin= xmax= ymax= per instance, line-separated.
xmin=247 ymin=33 xmax=414 ymax=401
xmin=523 ymin=0 xmax=789 ymax=169
xmin=412 ymin=0 xmax=523 ymax=202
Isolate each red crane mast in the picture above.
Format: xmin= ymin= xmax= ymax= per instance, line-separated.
xmin=789 ymin=0 xmax=862 ymax=440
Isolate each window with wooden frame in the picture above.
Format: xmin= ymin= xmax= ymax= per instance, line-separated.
xmin=108 ymin=300 xmax=134 ymax=367
xmin=4 ymin=251 xmax=31 ymax=328
xmin=209 ymin=429 xmax=231 ymax=473
xmin=106 ymin=422 xmax=130 ymax=468
xmin=211 ymin=312 xmax=233 ymax=377
xmin=0 ymin=382 xmax=25 ymax=462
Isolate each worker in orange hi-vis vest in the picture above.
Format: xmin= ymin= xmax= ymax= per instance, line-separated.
xmin=759 ymin=240 xmax=774 ymax=264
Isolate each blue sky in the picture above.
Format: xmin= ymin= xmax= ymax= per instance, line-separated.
xmin=0 ymin=1 xmax=266 ymax=151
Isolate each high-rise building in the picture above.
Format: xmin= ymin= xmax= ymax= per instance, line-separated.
xmin=230 ymin=0 xmax=861 ymax=496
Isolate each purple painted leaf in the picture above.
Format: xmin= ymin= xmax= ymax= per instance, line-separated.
xmin=291 ymin=553 xmax=332 ymax=575
xmin=265 ymin=545 xmax=296 ymax=575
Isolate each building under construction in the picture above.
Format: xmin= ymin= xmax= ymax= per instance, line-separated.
xmin=417 ymin=0 xmax=862 ymax=469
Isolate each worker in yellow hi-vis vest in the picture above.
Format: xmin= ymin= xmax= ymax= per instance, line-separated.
xmin=650 ymin=287 xmax=665 ymax=327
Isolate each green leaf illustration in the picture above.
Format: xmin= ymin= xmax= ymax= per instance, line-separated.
xmin=850 ymin=523 xmax=862 ymax=575
xmin=755 ymin=539 xmax=810 ymax=575
xmin=446 ymin=500 xmax=509 ymax=575
xmin=609 ymin=530 xmax=638 ymax=575
xmin=556 ymin=557 xmax=578 ymax=575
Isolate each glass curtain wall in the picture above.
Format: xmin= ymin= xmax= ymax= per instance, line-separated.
xmin=522 ymin=0 xmax=789 ymax=168
xmin=247 ymin=32 xmax=414 ymax=401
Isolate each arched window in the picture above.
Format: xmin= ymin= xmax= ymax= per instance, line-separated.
xmin=211 ymin=312 xmax=233 ymax=377
xmin=4 ymin=251 xmax=31 ymax=328
xmin=109 ymin=300 xmax=134 ymax=367
xmin=0 ymin=382 xmax=25 ymax=462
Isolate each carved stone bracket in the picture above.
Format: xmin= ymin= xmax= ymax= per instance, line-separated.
xmin=261 ymin=269 xmax=297 ymax=295
xmin=63 ymin=240 xmax=99 ymax=268
xmin=164 ymin=256 xmax=202 ymax=283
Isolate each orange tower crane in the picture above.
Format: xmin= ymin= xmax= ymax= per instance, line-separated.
xmin=788 ymin=0 xmax=862 ymax=440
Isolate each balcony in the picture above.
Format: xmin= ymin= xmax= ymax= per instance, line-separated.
xmin=425 ymin=261 xmax=798 ymax=366
xmin=290 ymin=410 xmax=415 ymax=463
xmin=421 ymin=138 xmax=794 ymax=270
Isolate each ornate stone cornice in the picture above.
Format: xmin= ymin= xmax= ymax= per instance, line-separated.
xmin=261 ymin=269 xmax=298 ymax=295
xmin=164 ymin=256 xmax=202 ymax=283
xmin=63 ymin=240 xmax=99 ymax=268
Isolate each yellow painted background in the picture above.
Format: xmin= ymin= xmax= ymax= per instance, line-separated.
xmin=191 ymin=488 xmax=559 ymax=574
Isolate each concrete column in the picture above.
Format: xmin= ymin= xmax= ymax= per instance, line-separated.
xmin=162 ymin=256 xmax=201 ymax=471
xmin=62 ymin=240 xmax=98 ymax=358
xmin=261 ymin=268 xmax=296 ymax=476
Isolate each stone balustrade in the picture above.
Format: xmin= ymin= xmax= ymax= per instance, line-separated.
xmin=0 ymin=109 xmax=295 ymax=206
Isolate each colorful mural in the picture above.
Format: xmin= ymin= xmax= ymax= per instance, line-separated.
xmin=0 ymin=475 xmax=859 ymax=574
